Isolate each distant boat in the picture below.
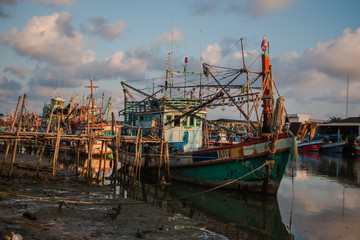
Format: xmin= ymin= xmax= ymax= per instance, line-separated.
xmin=319 ymin=131 xmax=346 ymax=153
xmin=297 ymin=138 xmax=322 ymax=151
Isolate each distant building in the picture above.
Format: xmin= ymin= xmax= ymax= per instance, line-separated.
xmin=287 ymin=114 xmax=311 ymax=124
xmin=318 ymin=117 xmax=360 ymax=138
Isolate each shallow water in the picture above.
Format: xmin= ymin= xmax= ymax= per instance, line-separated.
xmin=277 ymin=152 xmax=360 ymax=240
xmin=86 ymin=151 xmax=360 ymax=239
xmin=120 ymin=152 xmax=360 ymax=240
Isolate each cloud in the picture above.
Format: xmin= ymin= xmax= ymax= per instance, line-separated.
xmin=304 ymin=28 xmax=360 ymax=79
xmin=0 ymin=75 xmax=22 ymax=90
xmin=4 ymin=66 xmax=29 ymax=79
xmin=201 ymin=43 xmax=222 ymax=65
xmin=26 ymin=0 xmax=75 ymax=8
xmin=187 ymin=0 xmax=217 ymax=15
xmin=80 ymin=16 xmax=126 ymax=41
xmin=268 ymin=28 xmax=360 ymax=119
xmin=0 ymin=0 xmax=16 ymax=18
xmin=155 ymin=27 xmax=185 ymax=45
xmin=227 ymin=0 xmax=296 ymax=19
xmin=0 ymin=12 xmax=86 ymax=65
xmin=0 ymin=76 xmax=22 ymax=104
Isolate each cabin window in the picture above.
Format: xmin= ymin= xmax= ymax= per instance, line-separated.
xmin=174 ymin=115 xmax=181 ymax=127
xmin=182 ymin=117 xmax=188 ymax=127
xmin=139 ymin=115 xmax=144 ymax=121
xmin=196 ymin=118 xmax=201 ymax=127
xmin=189 ymin=116 xmax=195 ymax=127
xmin=166 ymin=115 xmax=173 ymax=127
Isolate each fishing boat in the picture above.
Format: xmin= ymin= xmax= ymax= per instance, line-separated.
xmin=119 ymin=36 xmax=296 ymax=195
xmin=319 ymin=131 xmax=346 ymax=153
xmin=297 ymin=138 xmax=322 ymax=151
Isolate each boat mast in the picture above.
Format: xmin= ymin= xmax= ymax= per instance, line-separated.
xmin=261 ymin=36 xmax=271 ymax=133
xmin=346 ymin=73 xmax=349 ymax=118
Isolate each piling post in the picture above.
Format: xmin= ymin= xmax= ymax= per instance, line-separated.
xmin=76 ymin=140 xmax=80 ymax=179
xmin=102 ymin=142 xmax=107 ymax=185
xmin=157 ymin=140 xmax=163 ymax=184
xmin=35 ymin=141 xmax=46 ymax=175
xmin=52 ymin=114 xmax=61 ymax=180
xmin=8 ymin=94 xmax=26 ymax=178
xmin=96 ymin=141 xmax=105 ymax=184
xmin=1 ymin=96 xmax=21 ymax=174
xmin=114 ymin=126 xmax=121 ymax=184
xmin=165 ymin=142 xmax=170 ymax=182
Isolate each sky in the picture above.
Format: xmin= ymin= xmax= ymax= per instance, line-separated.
xmin=0 ymin=0 xmax=359 ymax=121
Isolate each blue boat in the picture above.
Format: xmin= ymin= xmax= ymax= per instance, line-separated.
xmin=319 ymin=131 xmax=346 ymax=153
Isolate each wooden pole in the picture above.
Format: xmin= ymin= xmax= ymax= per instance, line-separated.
xmin=96 ymin=141 xmax=105 ymax=184
xmin=35 ymin=141 xmax=46 ymax=175
xmin=262 ymin=96 xmax=284 ymax=195
xmin=136 ymin=129 xmax=143 ymax=183
xmin=165 ymin=142 xmax=170 ymax=182
xmin=76 ymin=140 xmax=80 ymax=179
xmin=114 ymin=126 xmax=121 ymax=184
xmin=46 ymin=104 xmax=56 ymax=133
xmin=52 ymin=114 xmax=61 ymax=180
xmin=157 ymin=140 xmax=163 ymax=184
xmin=1 ymin=96 xmax=21 ymax=174
xmin=34 ymin=103 xmax=57 ymax=176
xmin=87 ymin=130 xmax=94 ymax=181
xmin=8 ymin=94 xmax=26 ymax=178
xmin=102 ymin=142 xmax=107 ymax=185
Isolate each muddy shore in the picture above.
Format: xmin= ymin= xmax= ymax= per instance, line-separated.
xmin=0 ymin=152 xmax=225 ymax=240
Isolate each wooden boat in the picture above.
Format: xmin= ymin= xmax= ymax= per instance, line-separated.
xmin=297 ymin=138 xmax=322 ymax=151
xmin=319 ymin=131 xmax=346 ymax=153
xmin=120 ymin=36 xmax=296 ymax=195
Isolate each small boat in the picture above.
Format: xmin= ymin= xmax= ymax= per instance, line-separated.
xmin=297 ymin=138 xmax=322 ymax=151
xmin=319 ymin=131 xmax=346 ymax=153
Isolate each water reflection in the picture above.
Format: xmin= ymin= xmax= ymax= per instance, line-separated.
xmin=278 ymin=152 xmax=360 ymax=239
xmin=115 ymin=181 xmax=292 ymax=240
xmin=57 ymin=151 xmax=360 ymax=240
xmin=166 ymin=183 xmax=293 ymax=240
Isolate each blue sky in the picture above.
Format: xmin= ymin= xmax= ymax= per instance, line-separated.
xmin=0 ymin=0 xmax=359 ymax=121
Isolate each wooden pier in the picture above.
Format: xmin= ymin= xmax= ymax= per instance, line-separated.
xmin=0 ymin=127 xmax=168 ymax=184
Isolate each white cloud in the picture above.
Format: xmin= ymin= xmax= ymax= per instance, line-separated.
xmin=267 ymin=27 xmax=360 ymax=119
xmin=80 ymin=16 xmax=126 ymax=41
xmin=304 ymin=28 xmax=360 ymax=79
xmin=201 ymin=43 xmax=222 ymax=65
xmin=246 ymin=0 xmax=294 ymax=15
xmin=227 ymin=0 xmax=297 ymax=19
xmin=155 ymin=27 xmax=185 ymax=45
xmin=26 ymin=0 xmax=75 ymax=8
xmin=0 ymin=12 xmax=86 ymax=65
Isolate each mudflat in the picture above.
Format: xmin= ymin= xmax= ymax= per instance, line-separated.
xmin=0 ymin=152 xmax=223 ymax=240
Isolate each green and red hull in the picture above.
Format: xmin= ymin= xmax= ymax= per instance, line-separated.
xmin=166 ymin=133 xmax=294 ymax=195
xmin=120 ymin=132 xmax=295 ymax=195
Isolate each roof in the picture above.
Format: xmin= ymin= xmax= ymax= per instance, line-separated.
xmin=318 ymin=117 xmax=360 ymax=126
xmin=334 ymin=117 xmax=360 ymax=123
xmin=213 ymin=118 xmax=248 ymax=123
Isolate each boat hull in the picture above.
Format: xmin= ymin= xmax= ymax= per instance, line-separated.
xmin=319 ymin=140 xmax=346 ymax=153
xmin=125 ymin=133 xmax=294 ymax=195
xmin=297 ymin=140 xmax=322 ymax=151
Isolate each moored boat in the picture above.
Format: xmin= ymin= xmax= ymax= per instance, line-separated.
xmin=297 ymin=138 xmax=322 ymax=151
xmin=319 ymin=131 xmax=346 ymax=153
xmin=119 ymin=36 xmax=296 ymax=195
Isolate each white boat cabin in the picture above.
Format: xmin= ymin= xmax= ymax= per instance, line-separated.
xmin=124 ymin=98 xmax=206 ymax=152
